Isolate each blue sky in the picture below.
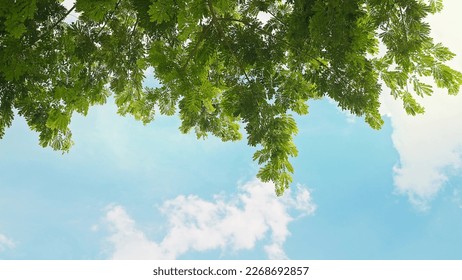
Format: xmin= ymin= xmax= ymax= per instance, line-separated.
xmin=1 ymin=0 xmax=462 ymax=260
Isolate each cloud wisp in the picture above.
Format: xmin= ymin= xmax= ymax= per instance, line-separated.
xmin=103 ymin=180 xmax=316 ymax=259
xmin=0 ymin=234 xmax=15 ymax=252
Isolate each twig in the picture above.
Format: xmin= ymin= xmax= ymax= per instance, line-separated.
xmin=265 ymin=9 xmax=288 ymax=28
xmin=94 ymin=0 xmax=122 ymax=38
xmin=34 ymin=4 xmax=76 ymax=43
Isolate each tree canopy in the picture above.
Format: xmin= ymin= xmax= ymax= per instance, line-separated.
xmin=1 ymin=0 xmax=461 ymax=194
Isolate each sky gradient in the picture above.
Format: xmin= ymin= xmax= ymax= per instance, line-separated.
xmin=1 ymin=0 xmax=462 ymax=260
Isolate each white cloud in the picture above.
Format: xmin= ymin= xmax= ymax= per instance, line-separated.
xmin=0 ymin=234 xmax=15 ymax=252
xmin=103 ymin=180 xmax=315 ymax=259
xmin=257 ymin=11 xmax=271 ymax=25
xmin=62 ymin=0 xmax=75 ymax=9
xmin=378 ymin=0 xmax=462 ymax=208
xmin=62 ymin=0 xmax=79 ymax=23
xmin=105 ymin=204 xmax=167 ymax=259
xmin=381 ymin=93 xmax=462 ymax=208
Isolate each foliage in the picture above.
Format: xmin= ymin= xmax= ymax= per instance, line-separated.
xmin=1 ymin=0 xmax=461 ymax=194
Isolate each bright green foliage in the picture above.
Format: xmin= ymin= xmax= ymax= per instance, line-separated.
xmin=1 ymin=0 xmax=461 ymax=194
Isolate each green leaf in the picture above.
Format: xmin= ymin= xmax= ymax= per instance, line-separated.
xmin=412 ymin=79 xmax=433 ymax=97
xmin=401 ymin=91 xmax=425 ymax=115
xmin=46 ymin=108 xmax=71 ymax=131
xmin=75 ymin=0 xmax=118 ymax=21
xmin=428 ymin=0 xmax=444 ymax=14
xmin=148 ymin=0 xmax=176 ymax=24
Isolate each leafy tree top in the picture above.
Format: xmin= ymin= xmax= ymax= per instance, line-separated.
xmin=1 ymin=0 xmax=461 ymax=194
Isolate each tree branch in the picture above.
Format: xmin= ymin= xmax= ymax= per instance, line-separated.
xmin=207 ymin=0 xmax=252 ymax=84
xmin=265 ymin=9 xmax=288 ymax=28
xmin=51 ymin=4 xmax=76 ymax=31
xmin=34 ymin=4 xmax=76 ymax=44
xmin=216 ymin=17 xmax=328 ymax=68
xmin=181 ymin=23 xmax=212 ymax=70
xmin=95 ymin=0 xmax=122 ymax=39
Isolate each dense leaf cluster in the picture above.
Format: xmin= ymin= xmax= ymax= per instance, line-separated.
xmin=1 ymin=0 xmax=461 ymax=194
